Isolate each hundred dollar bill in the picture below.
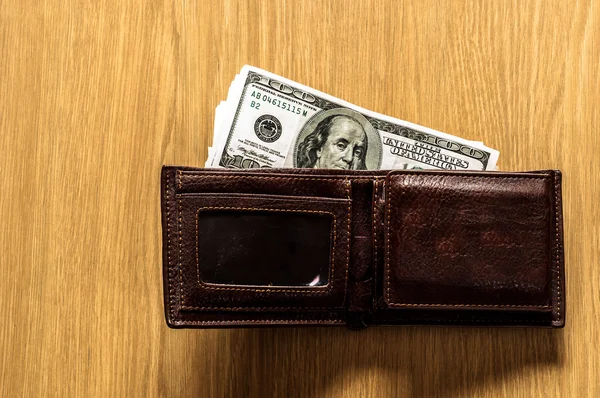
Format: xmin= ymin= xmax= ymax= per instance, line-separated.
xmin=207 ymin=66 xmax=499 ymax=171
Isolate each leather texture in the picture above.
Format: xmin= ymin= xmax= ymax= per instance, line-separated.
xmin=161 ymin=166 xmax=565 ymax=329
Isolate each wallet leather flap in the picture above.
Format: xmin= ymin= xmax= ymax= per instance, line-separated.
xmin=381 ymin=170 xmax=564 ymax=326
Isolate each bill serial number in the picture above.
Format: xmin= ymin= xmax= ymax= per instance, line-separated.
xmin=249 ymin=91 xmax=308 ymax=117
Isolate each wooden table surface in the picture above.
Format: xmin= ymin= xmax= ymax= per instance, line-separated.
xmin=1 ymin=0 xmax=598 ymax=396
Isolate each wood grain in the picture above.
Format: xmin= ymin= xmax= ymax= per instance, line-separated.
xmin=1 ymin=0 xmax=598 ymax=396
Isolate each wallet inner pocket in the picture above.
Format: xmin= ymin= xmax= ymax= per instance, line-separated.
xmin=173 ymin=191 xmax=351 ymax=311
xmin=382 ymin=172 xmax=557 ymax=311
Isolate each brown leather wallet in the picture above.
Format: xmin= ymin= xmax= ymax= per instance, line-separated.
xmin=161 ymin=166 xmax=565 ymax=329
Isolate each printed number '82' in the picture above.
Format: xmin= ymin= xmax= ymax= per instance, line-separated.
xmin=250 ymin=101 xmax=260 ymax=110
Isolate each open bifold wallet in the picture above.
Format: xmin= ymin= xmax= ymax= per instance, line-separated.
xmin=161 ymin=166 xmax=565 ymax=329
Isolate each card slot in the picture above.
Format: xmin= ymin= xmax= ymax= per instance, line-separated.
xmin=175 ymin=169 xmax=352 ymax=199
xmin=171 ymin=191 xmax=352 ymax=313
xmin=176 ymin=192 xmax=351 ymax=204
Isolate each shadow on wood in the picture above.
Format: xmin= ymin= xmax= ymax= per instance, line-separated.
xmin=175 ymin=325 xmax=563 ymax=397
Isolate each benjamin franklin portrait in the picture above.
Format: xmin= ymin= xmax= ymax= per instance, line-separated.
xmin=293 ymin=108 xmax=382 ymax=170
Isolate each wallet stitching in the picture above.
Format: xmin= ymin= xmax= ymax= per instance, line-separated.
xmin=344 ymin=179 xmax=351 ymax=304
xmin=174 ymin=319 xmax=345 ymax=325
xmin=385 ymin=172 xmax=551 ymax=180
xmin=174 ymin=317 xmax=547 ymax=325
xmin=386 ymin=304 xmax=552 ymax=309
xmin=191 ymin=207 xmax=337 ymax=295
xmin=373 ymin=318 xmax=552 ymax=325
xmin=181 ymin=174 xmax=355 ymax=183
xmin=180 ymin=173 xmax=383 ymax=182
xmin=178 ymin=198 xmax=184 ymax=307
xmin=385 ymin=176 xmax=392 ymax=306
xmin=372 ymin=180 xmax=379 ymax=310
xmin=177 ymin=170 xmax=185 ymax=308
xmin=554 ymin=172 xmax=562 ymax=322
xmin=179 ymin=172 xmax=550 ymax=182
xmin=385 ymin=174 xmax=554 ymax=309
xmin=166 ymin=172 xmax=176 ymax=319
xmin=169 ymin=169 xmax=558 ymax=325
xmin=180 ymin=306 xmax=337 ymax=311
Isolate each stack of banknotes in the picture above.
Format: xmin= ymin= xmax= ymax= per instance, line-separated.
xmin=205 ymin=66 xmax=499 ymax=171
